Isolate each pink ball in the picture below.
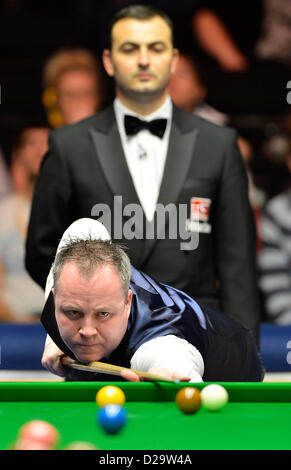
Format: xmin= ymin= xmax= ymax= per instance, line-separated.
xmin=18 ymin=420 xmax=60 ymax=447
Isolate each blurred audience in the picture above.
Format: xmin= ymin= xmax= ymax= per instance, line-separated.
xmin=237 ymin=136 xmax=267 ymax=253
xmin=191 ymin=1 xmax=290 ymax=114
xmin=238 ymin=136 xmax=266 ymax=211
xmin=258 ymin=124 xmax=291 ymax=200
xmin=0 ymin=147 xmax=12 ymax=199
xmin=168 ymin=53 xmax=267 ymax=217
xmin=169 ymin=52 xmax=228 ymax=125
xmin=192 ymin=7 xmax=251 ymax=72
xmin=42 ymin=48 xmax=106 ymax=127
xmin=258 ymin=144 xmax=291 ymax=324
xmin=255 ymin=0 xmax=291 ymax=67
xmin=0 ymin=124 xmax=49 ymax=322
xmin=193 ymin=0 xmax=291 ymax=71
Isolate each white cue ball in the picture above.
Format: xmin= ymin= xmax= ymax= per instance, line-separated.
xmin=200 ymin=384 xmax=229 ymax=411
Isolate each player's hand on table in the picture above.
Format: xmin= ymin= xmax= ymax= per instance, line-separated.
xmin=148 ymin=368 xmax=191 ymax=382
xmin=41 ymin=342 xmax=67 ymax=377
xmin=121 ymin=367 xmax=191 ymax=382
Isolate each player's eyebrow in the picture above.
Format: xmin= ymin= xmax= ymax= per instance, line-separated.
xmin=60 ymin=305 xmax=82 ymax=313
xmin=60 ymin=304 xmax=114 ymax=315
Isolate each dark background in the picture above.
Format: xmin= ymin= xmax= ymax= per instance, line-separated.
xmin=1 ymin=0 xmax=290 ymax=199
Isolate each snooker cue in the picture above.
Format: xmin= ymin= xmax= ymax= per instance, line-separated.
xmin=61 ymin=356 xmax=177 ymax=383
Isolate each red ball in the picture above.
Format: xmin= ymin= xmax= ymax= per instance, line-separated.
xmin=18 ymin=420 xmax=60 ymax=448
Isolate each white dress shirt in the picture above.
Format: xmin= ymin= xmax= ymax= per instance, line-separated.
xmin=131 ymin=334 xmax=204 ymax=382
xmin=114 ymin=97 xmax=172 ymax=221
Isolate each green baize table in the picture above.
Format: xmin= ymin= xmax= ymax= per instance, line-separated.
xmin=0 ymin=381 xmax=290 ymax=450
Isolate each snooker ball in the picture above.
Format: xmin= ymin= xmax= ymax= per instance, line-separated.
xmin=175 ymin=387 xmax=201 ymax=414
xmin=17 ymin=420 xmax=60 ymax=449
xmin=96 ymin=385 xmax=126 ymax=408
xmin=200 ymin=384 xmax=229 ymax=411
xmin=65 ymin=441 xmax=99 ymax=450
xmin=97 ymin=404 xmax=127 ymax=434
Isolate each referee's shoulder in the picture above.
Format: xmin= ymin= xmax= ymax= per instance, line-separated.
xmin=173 ymin=105 xmax=237 ymax=144
xmin=49 ymin=113 xmax=99 ymax=141
xmin=49 ymin=103 xmax=114 ymax=141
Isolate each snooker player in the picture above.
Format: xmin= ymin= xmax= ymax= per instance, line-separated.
xmin=41 ymin=218 xmax=264 ymax=382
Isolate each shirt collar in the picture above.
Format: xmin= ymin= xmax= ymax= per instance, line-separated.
xmin=114 ymin=95 xmax=172 ymax=123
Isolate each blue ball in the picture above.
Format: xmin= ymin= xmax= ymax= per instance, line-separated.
xmin=97 ymin=404 xmax=127 ymax=434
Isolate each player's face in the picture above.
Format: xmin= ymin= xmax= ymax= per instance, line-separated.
xmin=53 ymin=262 xmax=132 ymax=363
xmin=103 ymin=16 xmax=178 ymax=104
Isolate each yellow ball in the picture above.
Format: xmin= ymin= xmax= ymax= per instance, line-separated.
xmin=96 ymin=386 xmax=126 ymax=408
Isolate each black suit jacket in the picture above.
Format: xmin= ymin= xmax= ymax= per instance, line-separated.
xmin=25 ymin=103 xmax=260 ymax=339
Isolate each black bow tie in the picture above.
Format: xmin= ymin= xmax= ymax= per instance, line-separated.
xmin=124 ymin=115 xmax=167 ymax=138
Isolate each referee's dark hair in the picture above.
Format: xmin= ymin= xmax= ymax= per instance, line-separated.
xmin=107 ymin=4 xmax=175 ymax=49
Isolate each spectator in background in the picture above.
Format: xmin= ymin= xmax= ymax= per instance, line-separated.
xmin=258 ymin=146 xmax=291 ymax=324
xmin=42 ymin=48 xmax=106 ymax=127
xmin=191 ymin=1 xmax=290 ymax=114
xmin=237 ymin=136 xmax=266 ymax=211
xmin=168 ymin=51 xmax=228 ymax=125
xmin=168 ymin=53 xmax=266 ymax=210
xmin=192 ymin=0 xmax=291 ymax=72
xmin=0 ymin=124 xmax=49 ymax=322
xmin=258 ymin=127 xmax=291 ymax=200
xmin=0 ymin=147 xmax=12 ymax=199
xmin=192 ymin=7 xmax=251 ymax=73
xmin=237 ymin=136 xmax=267 ymax=253
xmin=254 ymin=0 xmax=291 ymax=67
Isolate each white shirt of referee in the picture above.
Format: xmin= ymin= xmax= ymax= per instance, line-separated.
xmin=114 ymin=96 xmax=172 ymax=222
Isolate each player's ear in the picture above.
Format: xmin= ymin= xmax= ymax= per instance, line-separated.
xmin=125 ymin=289 xmax=133 ymax=317
xmin=102 ymin=49 xmax=114 ymax=77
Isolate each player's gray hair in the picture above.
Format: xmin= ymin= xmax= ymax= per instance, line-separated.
xmin=52 ymin=237 xmax=131 ymax=298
